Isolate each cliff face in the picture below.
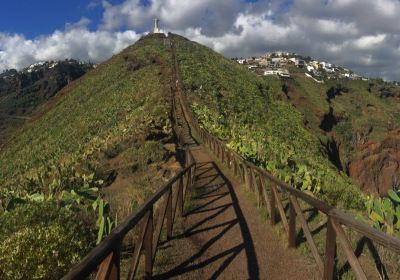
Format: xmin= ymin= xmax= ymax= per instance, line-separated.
xmin=275 ymin=75 xmax=400 ymax=197
xmin=349 ymin=130 xmax=400 ymax=195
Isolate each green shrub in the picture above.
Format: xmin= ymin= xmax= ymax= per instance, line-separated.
xmin=0 ymin=202 xmax=95 ymax=279
xmin=0 ymin=224 xmax=92 ymax=279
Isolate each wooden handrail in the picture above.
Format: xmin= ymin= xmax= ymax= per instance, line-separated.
xmin=63 ymin=147 xmax=196 ymax=280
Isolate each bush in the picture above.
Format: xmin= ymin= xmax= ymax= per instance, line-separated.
xmin=0 ymin=202 xmax=95 ymax=279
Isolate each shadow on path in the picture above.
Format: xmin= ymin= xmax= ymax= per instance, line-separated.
xmin=154 ymin=161 xmax=259 ymax=279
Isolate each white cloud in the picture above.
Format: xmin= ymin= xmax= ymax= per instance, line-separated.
xmin=353 ymin=34 xmax=386 ymax=50
xmin=0 ymin=19 xmax=139 ymax=71
xmin=96 ymin=0 xmax=400 ymax=80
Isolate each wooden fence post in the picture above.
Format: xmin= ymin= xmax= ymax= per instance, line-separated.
xmin=288 ymin=195 xmax=296 ymax=248
xmin=244 ymin=165 xmax=251 ymax=190
xmin=332 ymin=220 xmax=367 ymax=279
xmin=323 ymin=217 xmax=336 ymax=280
xmin=177 ymin=177 xmax=184 ymax=217
xmin=233 ymin=157 xmax=238 ymax=176
xmin=270 ymin=184 xmax=276 ymax=226
xmin=144 ymin=208 xmax=154 ymax=279
xmin=166 ymin=187 xmax=173 ymax=240
xmin=96 ymin=240 xmax=121 ymax=280
xmin=249 ymin=167 xmax=255 ymax=192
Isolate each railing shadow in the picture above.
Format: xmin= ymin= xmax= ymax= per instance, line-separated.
xmin=337 ymin=236 xmax=389 ymax=279
xmin=154 ymin=161 xmax=259 ymax=279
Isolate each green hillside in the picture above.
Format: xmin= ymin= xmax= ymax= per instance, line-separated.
xmin=0 ymin=36 xmax=171 ymax=186
xmin=265 ymin=71 xmax=400 ymax=196
xmin=172 ymin=34 xmax=364 ymax=209
xmin=172 ymin=34 xmax=400 ymax=238
xmin=0 ymin=60 xmax=93 ymax=146
xmin=0 ymin=35 xmax=176 ymax=279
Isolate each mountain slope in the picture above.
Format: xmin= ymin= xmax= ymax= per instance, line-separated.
xmin=267 ymin=73 xmax=400 ymax=196
xmin=0 ymin=34 xmax=178 ymax=279
xmin=0 ymin=60 xmax=93 ymax=145
xmin=0 ymin=36 xmax=172 ymax=186
xmin=171 ymin=34 xmax=364 ymax=209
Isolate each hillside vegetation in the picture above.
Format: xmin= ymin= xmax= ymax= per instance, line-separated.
xmin=0 ymin=35 xmax=177 ymax=279
xmin=172 ymin=34 xmax=364 ymax=210
xmin=0 ymin=60 xmax=93 ymax=145
xmin=280 ymin=74 xmax=400 ymax=196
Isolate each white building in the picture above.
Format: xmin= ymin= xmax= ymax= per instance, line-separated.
xmin=306 ymin=65 xmax=314 ymax=72
xmin=264 ymin=68 xmax=290 ymax=77
xmin=264 ymin=70 xmax=278 ymax=76
xmin=271 ymin=57 xmax=283 ymax=63
xmin=288 ymin=58 xmax=299 ymax=65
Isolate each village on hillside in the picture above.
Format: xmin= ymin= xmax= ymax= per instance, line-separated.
xmin=234 ymin=51 xmax=372 ymax=83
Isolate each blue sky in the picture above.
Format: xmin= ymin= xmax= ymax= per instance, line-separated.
xmin=0 ymin=0 xmax=260 ymax=37
xmin=0 ymin=1 xmax=104 ymax=37
xmin=0 ymin=0 xmax=277 ymax=38
xmin=0 ymin=0 xmax=399 ymax=80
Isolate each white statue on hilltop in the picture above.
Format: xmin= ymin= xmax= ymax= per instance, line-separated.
xmin=153 ymin=18 xmax=161 ymax=33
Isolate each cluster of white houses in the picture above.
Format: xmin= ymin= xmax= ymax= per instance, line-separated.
xmin=236 ymin=51 xmax=369 ymax=82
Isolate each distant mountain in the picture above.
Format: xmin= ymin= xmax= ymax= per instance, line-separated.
xmin=0 ymin=59 xmax=93 ymax=144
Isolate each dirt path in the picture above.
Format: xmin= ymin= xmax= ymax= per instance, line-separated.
xmin=154 ymin=145 xmax=317 ymax=279
xmin=153 ymin=36 xmax=317 ymax=279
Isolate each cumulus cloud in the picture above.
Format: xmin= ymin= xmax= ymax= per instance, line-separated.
xmin=1 ymin=0 xmax=400 ymax=80
xmin=96 ymin=0 xmax=400 ymax=80
xmin=100 ymin=0 xmax=244 ymax=36
xmin=0 ymin=18 xmax=139 ymax=71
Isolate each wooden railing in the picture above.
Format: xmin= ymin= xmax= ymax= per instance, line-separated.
xmin=63 ymin=147 xmax=196 ymax=280
xmin=175 ymin=90 xmax=400 ymax=279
